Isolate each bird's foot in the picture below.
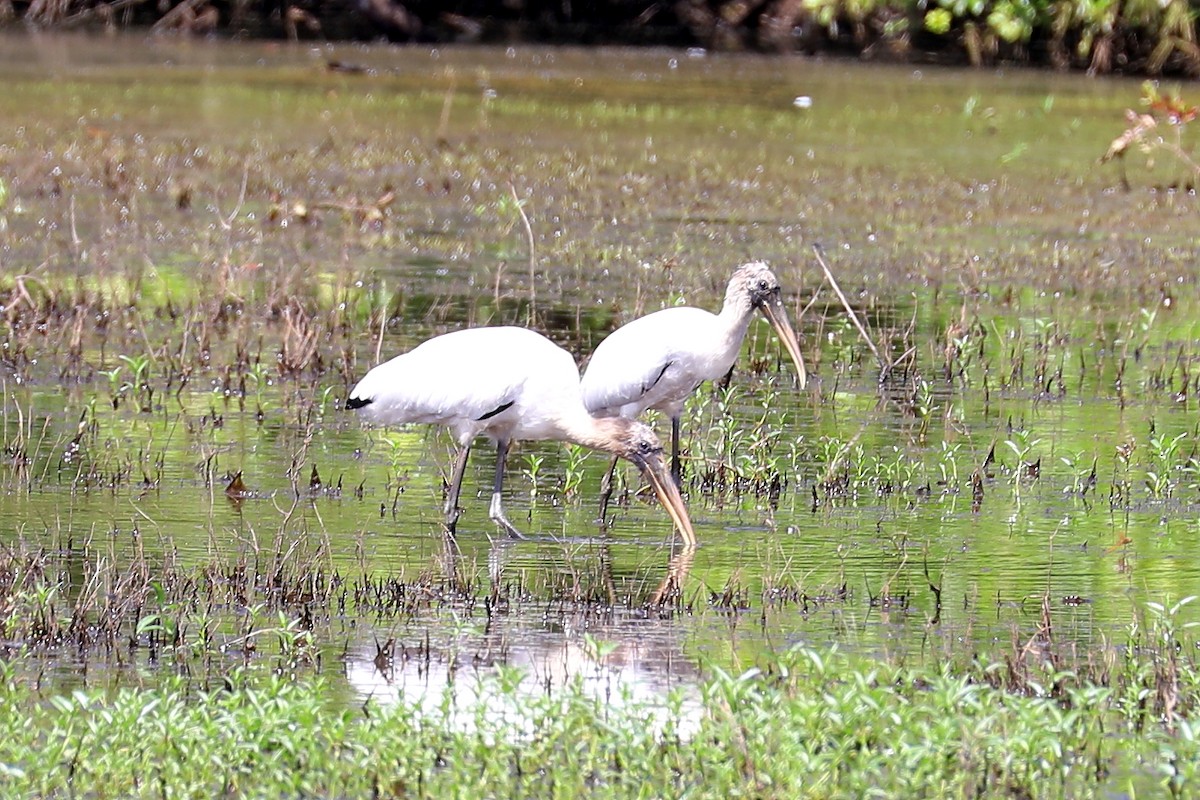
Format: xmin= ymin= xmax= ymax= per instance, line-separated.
xmin=488 ymin=493 xmax=527 ymax=539
xmin=489 ymin=512 xmax=528 ymax=540
xmin=498 ymin=522 xmax=528 ymax=540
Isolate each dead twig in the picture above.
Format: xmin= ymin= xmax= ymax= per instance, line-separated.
xmin=509 ymin=183 xmax=536 ymax=325
xmin=810 ymin=244 xmax=885 ymax=369
xmin=216 ymin=165 xmax=250 ymax=232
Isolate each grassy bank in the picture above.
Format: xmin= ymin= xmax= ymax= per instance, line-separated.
xmin=3 ymin=620 xmax=1200 ymax=798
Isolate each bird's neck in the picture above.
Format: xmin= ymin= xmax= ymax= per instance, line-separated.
xmin=561 ymin=414 xmax=633 ymax=456
xmin=715 ymin=293 xmax=757 ymax=352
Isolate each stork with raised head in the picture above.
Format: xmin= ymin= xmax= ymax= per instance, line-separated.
xmin=346 ymin=326 xmax=696 ymax=544
xmin=581 ymin=261 xmax=807 ymax=519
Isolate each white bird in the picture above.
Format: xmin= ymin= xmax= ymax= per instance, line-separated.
xmin=581 ymin=262 xmax=807 ymax=519
xmin=346 ymin=326 xmax=696 ymax=545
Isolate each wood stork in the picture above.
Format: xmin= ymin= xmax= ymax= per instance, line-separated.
xmin=346 ymin=326 xmax=696 ymax=545
xmin=581 ymin=261 xmax=807 ymax=519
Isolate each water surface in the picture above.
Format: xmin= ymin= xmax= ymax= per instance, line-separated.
xmin=2 ymin=32 xmax=1199 ymax=710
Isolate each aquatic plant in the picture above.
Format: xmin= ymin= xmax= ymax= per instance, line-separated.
xmin=4 ymin=632 xmax=1200 ymax=797
xmin=1145 ymin=428 xmax=1189 ymax=499
xmin=561 ymin=444 xmax=589 ymax=500
xmin=521 ymin=452 xmax=546 ymax=503
xmin=1102 ymin=82 xmax=1200 ymax=189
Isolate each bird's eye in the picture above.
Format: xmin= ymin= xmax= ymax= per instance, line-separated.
xmin=757 ymin=279 xmax=770 ymax=291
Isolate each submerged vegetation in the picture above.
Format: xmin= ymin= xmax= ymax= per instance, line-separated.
xmin=4 ymin=521 xmax=1200 ymax=796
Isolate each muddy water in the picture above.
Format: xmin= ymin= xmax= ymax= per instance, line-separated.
xmin=2 ymin=33 xmax=1200 ymax=707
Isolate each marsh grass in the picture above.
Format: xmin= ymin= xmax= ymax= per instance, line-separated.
xmin=8 ymin=240 xmax=1200 ymax=679
xmin=0 ymin=535 xmax=712 ymax=674
xmin=4 ymin=620 xmax=1200 ymax=797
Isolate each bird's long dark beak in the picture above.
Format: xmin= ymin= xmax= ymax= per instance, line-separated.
xmin=758 ymin=293 xmax=808 ymax=390
xmin=635 ymin=451 xmax=697 ymax=546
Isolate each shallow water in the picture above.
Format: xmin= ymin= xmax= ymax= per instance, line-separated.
xmin=2 ymin=32 xmax=1200 ymax=711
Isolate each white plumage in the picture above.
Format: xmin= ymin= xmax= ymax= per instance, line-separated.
xmin=347 ymin=326 xmax=695 ymax=543
xmin=581 ymin=262 xmax=807 ymax=518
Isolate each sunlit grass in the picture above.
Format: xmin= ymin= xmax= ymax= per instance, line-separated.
xmin=3 ymin=630 xmax=1200 ymax=798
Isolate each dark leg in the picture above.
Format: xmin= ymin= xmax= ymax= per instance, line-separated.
xmin=670 ymin=415 xmax=683 ymax=487
xmin=444 ymin=442 xmax=472 ymax=534
xmin=597 ymin=454 xmax=620 ymax=525
xmin=487 ymin=439 xmax=526 ymax=539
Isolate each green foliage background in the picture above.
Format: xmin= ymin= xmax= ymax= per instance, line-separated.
xmin=5 ymin=0 xmax=1199 ymax=75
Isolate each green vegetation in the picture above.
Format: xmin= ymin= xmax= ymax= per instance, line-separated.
xmin=5 ymin=625 xmax=1200 ymax=797
xmin=5 ymin=0 xmax=1200 ymax=76
xmin=908 ymin=0 xmax=1200 ymax=73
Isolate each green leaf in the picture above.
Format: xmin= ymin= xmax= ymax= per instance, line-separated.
xmin=925 ymin=8 xmax=953 ymax=34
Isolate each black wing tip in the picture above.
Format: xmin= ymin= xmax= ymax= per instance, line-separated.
xmin=345 ymin=396 xmax=374 ymax=411
xmin=475 ymin=399 xmax=515 ymax=421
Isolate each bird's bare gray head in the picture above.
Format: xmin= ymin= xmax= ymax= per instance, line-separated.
xmin=727 ymin=261 xmax=784 ymax=312
xmin=593 ymin=417 xmax=695 ymax=543
xmin=724 ymin=260 xmax=808 ymax=390
xmin=583 ymin=417 xmax=667 ymax=467
xmin=612 ymin=420 xmax=668 ymax=469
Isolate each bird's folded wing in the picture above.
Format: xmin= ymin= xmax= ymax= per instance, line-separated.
xmin=581 ymin=340 xmax=675 ymax=414
xmin=352 ymin=333 xmax=526 ymax=424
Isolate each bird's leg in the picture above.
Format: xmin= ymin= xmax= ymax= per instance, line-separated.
xmin=596 ymin=454 xmax=620 ymax=526
xmin=487 ymin=439 xmax=527 ymax=540
xmin=717 ymin=364 xmax=736 ymax=391
xmin=443 ymin=442 xmax=472 ymax=534
xmin=670 ymin=415 xmax=683 ymax=488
